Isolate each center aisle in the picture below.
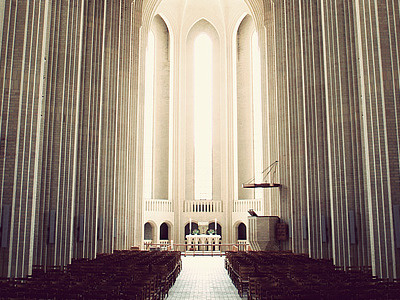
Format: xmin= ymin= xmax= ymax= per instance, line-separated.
xmin=167 ymin=256 xmax=242 ymax=300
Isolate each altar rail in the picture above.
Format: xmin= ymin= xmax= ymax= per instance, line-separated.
xmin=144 ymin=242 xmax=173 ymax=251
xmin=145 ymin=199 xmax=173 ymax=212
xmin=184 ymin=200 xmax=223 ymax=213
xmin=174 ymin=243 xmax=252 ymax=256
xmin=142 ymin=243 xmax=252 ymax=255
xmin=233 ymin=199 xmax=263 ymax=213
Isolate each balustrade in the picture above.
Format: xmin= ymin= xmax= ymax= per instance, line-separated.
xmin=233 ymin=199 xmax=263 ymax=213
xmin=183 ymin=200 xmax=223 ymax=213
xmin=145 ymin=199 xmax=262 ymax=213
xmin=145 ymin=199 xmax=173 ymax=212
xmin=237 ymin=240 xmax=248 ymax=251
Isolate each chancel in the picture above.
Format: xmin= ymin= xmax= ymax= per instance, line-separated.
xmin=1 ymin=0 xmax=400 ymax=298
xmin=185 ymin=222 xmax=221 ymax=252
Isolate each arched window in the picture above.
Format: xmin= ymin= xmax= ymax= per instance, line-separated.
xmin=143 ymin=31 xmax=155 ymax=199
xmin=194 ymin=33 xmax=213 ymax=200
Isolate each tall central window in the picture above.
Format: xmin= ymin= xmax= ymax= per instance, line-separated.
xmin=194 ymin=34 xmax=212 ymax=200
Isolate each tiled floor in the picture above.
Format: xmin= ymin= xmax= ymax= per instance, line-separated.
xmin=167 ymin=256 xmax=242 ymax=300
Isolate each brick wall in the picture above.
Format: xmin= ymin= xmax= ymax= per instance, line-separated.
xmin=0 ymin=0 xmax=139 ymax=278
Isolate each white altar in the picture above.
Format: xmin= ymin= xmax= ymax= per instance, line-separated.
xmin=186 ymin=234 xmax=221 ymax=251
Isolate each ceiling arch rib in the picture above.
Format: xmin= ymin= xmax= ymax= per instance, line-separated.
xmin=186 ymin=18 xmax=220 ymax=45
xmin=141 ymin=0 xmax=265 ymax=35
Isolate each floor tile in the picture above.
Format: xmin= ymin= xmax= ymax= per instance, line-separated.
xmin=167 ymin=256 xmax=242 ymax=300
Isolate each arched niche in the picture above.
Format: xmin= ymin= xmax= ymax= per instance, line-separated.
xmin=143 ymin=14 xmax=171 ymax=200
xmin=237 ymin=222 xmax=247 ymax=240
xmin=144 ymin=221 xmax=157 ymax=242
xmin=236 ymin=14 xmax=257 ymax=200
xmin=184 ymin=221 xmax=199 ymax=237
xmin=207 ymin=221 xmax=222 ymax=237
xmin=160 ymin=222 xmax=172 ymax=240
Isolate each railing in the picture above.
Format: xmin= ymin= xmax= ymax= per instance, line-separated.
xmin=174 ymin=243 xmax=251 ymax=256
xmin=160 ymin=240 xmax=171 ymax=250
xmin=142 ymin=242 xmax=251 ymax=255
xmin=145 ymin=199 xmax=173 ymax=212
xmin=145 ymin=199 xmax=261 ymax=213
xmin=143 ymin=242 xmax=173 ymax=251
xmin=233 ymin=199 xmax=263 ymax=213
xmin=144 ymin=240 xmax=153 ymax=247
xmin=184 ymin=200 xmax=223 ymax=213
xmin=237 ymin=240 xmax=248 ymax=251
xmin=160 ymin=240 xmax=170 ymax=246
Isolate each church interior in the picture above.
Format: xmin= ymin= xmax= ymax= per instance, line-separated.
xmin=0 ymin=0 xmax=400 ymax=298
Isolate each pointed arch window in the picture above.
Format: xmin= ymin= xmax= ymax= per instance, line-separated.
xmin=194 ymin=33 xmax=213 ymax=200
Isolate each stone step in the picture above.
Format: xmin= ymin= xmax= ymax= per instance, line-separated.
xmin=183 ymin=251 xmax=224 ymax=256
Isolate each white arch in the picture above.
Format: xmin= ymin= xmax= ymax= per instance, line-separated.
xmin=143 ymin=220 xmax=158 ymax=242
xmin=141 ymin=0 xmax=267 ymax=35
